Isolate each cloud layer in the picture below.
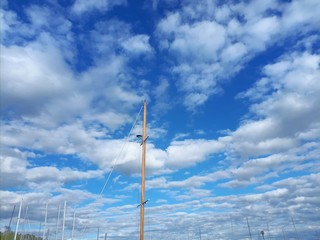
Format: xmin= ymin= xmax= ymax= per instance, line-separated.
xmin=1 ymin=0 xmax=320 ymax=239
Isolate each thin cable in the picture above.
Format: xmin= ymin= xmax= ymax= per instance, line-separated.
xmin=99 ymin=104 xmax=143 ymax=196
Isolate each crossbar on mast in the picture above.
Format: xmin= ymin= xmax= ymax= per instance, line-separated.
xmin=140 ymin=101 xmax=147 ymax=240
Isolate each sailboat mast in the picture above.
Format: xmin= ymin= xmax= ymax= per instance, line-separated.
xmin=140 ymin=101 xmax=147 ymax=240
xmin=246 ymin=217 xmax=253 ymax=240
xmin=42 ymin=203 xmax=48 ymax=240
xmin=14 ymin=199 xmax=22 ymax=240
xmin=71 ymin=210 xmax=76 ymax=240
xmin=55 ymin=204 xmax=61 ymax=240
xmin=61 ymin=201 xmax=67 ymax=240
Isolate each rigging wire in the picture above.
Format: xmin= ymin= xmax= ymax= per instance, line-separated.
xmin=99 ymin=104 xmax=144 ymax=196
xmin=78 ymin=104 xmax=144 ymax=239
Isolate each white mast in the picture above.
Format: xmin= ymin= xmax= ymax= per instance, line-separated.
xmin=246 ymin=217 xmax=253 ymax=240
xmin=71 ymin=210 xmax=76 ymax=240
xmin=14 ymin=199 xmax=23 ymax=240
xmin=61 ymin=201 xmax=67 ymax=240
xmin=42 ymin=203 xmax=48 ymax=240
xmin=55 ymin=204 xmax=61 ymax=240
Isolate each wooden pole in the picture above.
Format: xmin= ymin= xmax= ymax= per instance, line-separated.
xmin=140 ymin=101 xmax=147 ymax=240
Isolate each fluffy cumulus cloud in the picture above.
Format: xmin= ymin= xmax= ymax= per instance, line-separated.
xmin=166 ymin=139 xmax=224 ymax=168
xmin=207 ymin=49 xmax=320 ymax=191
xmin=0 ymin=1 xmax=152 ymax=178
xmin=156 ymin=0 xmax=320 ymax=110
xmin=1 ymin=37 xmax=76 ymax=121
xmin=121 ymin=35 xmax=154 ymax=56
xmin=233 ymin=51 xmax=320 ymax=157
xmin=71 ymin=0 xmax=126 ymax=14
xmin=0 ymin=3 xmax=151 ymax=231
xmin=0 ymin=146 xmax=104 ymax=196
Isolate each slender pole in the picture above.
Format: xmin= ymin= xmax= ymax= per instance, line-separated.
xmin=25 ymin=206 xmax=31 ymax=233
xmin=61 ymin=201 xmax=67 ymax=240
xmin=246 ymin=217 xmax=253 ymax=240
xmin=230 ymin=215 xmax=234 ymax=239
xmin=282 ymin=227 xmax=286 ymax=240
xmin=140 ymin=101 xmax=147 ymax=240
xmin=55 ymin=205 xmax=61 ymax=240
xmin=291 ymin=217 xmax=299 ymax=240
xmin=104 ymin=233 xmax=107 ymax=240
xmin=8 ymin=205 xmax=16 ymax=231
xmin=97 ymin=227 xmax=100 ymax=240
xmin=43 ymin=203 xmax=48 ymax=240
xmin=71 ymin=210 xmax=76 ymax=240
xmin=39 ymin=222 xmax=42 ymax=237
xmin=14 ymin=199 xmax=23 ymax=240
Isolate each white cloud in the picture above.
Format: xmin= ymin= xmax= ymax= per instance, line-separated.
xmin=26 ymin=5 xmax=72 ymax=35
xmin=183 ymin=92 xmax=208 ymax=109
xmin=232 ymin=0 xmax=278 ymax=22
xmin=166 ymin=139 xmax=224 ymax=168
xmin=245 ymin=16 xmax=280 ymax=51
xmin=229 ymin=51 xmax=320 ymax=158
xmin=0 ymin=147 xmax=103 ymax=190
xmin=0 ymin=8 xmax=18 ymax=36
xmin=169 ymin=20 xmax=226 ymax=61
xmin=156 ymin=0 xmax=320 ymax=110
xmin=214 ymin=5 xmax=231 ymax=23
xmin=0 ymin=14 xmax=150 ymax=131
xmin=0 ymin=148 xmax=29 ymax=188
xmin=157 ymin=12 xmax=181 ymax=36
xmin=0 ymin=37 xmax=75 ymax=120
xmin=71 ymin=0 xmax=126 ymax=15
xmin=220 ymin=42 xmax=248 ymax=63
xmin=1 ymin=1 xmax=320 ymax=238
xmin=121 ymin=35 xmax=153 ymax=56
xmin=152 ymin=78 xmax=172 ymax=115
xmin=281 ymin=0 xmax=320 ymax=32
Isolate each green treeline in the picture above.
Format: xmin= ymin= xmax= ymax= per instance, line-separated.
xmin=0 ymin=231 xmax=42 ymax=240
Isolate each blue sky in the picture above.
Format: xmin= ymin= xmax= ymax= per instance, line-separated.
xmin=1 ymin=0 xmax=320 ymax=239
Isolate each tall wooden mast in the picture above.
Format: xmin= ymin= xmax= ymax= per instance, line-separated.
xmin=140 ymin=101 xmax=147 ymax=240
